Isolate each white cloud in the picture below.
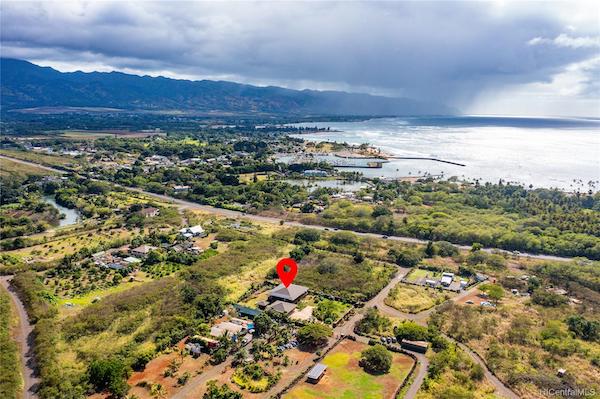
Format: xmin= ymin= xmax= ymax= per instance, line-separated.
xmin=528 ymin=33 xmax=600 ymax=48
xmin=1 ymin=1 xmax=599 ymax=116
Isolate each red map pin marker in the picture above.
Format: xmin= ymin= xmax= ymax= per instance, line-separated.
xmin=276 ymin=258 xmax=298 ymax=288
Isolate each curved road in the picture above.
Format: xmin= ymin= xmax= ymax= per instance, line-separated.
xmin=0 ymin=154 xmax=574 ymax=263
xmin=369 ymin=276 xmax=519 ymax=399
xmin=453 ymin=339 xmax=518 ymax=399
xmin=0 ymin=276 xmax=39 ymax=399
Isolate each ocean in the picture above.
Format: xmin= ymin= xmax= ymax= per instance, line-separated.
xmin=291 ymin=116 xmax=600 ymax=191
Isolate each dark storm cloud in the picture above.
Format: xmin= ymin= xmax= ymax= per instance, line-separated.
xmin=1 ymin=1 xmax=598 ymax=109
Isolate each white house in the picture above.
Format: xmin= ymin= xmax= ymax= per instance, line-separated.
xmin=441 ymin=272 xmax=454 ymax=286
xmin=179 ymin=225 xmax=207 ymax=237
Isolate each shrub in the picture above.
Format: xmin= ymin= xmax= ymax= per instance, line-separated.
xmin=356 ymin=308 xmax=391 ymax=335
xmin=297 ymin=323 xmax=333 ymax=348
xmin=88 ymin=358 xmax=129 ymax=397
xmin=435 ymin=241 xmax=459 ymax=257
xmin=372 ymin=206 xmax=392 ymax=218
xmin=394 ymin=321 xmax=429 ymax=341
xmin=531 ymin=290 xmax=568 ymax=307
xmin=565 ymin=315 xmax=600 ymax=342
xmin=203 ymin=380 xmax=242 ymax=399
xmin=294 ymin=229 xmax=321 ymax=243
xmin=470 ymin=364 xmax=485 ymax=381
xmin=313 ymin=299 xmax=347 ymax=324
xmin=389 ymin=248 xmax=423 ymax=267
xmin=360 ymin=344 xmax=392 ymax=374
xmin=330 ymin=231 xmax=357 ymax=245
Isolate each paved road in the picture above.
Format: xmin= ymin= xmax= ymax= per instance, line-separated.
xmin=453 ymin=339 xmax=519 ymax=399
xmin=0 ymin=276 xmax=40 ymax=399
xmin=403 ymin=352 xmax=429 ymax=399
xmin=366 ymin=274 xmax=518 ymax=399
xmin=0 ymin=154 xmax=574 ymax=263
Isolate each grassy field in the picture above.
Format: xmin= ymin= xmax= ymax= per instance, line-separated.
xmin=286 ymin=340 xmax=413 ymax=399
xmin=0 ymin=157 xmax=57 ymax=179
xmin=220 ymin=243 xmax=293 ymax=302
xmin=385 ymin=283 xmax=451 ymax=313
xmin=0 ymin=288 xmax=22 ymax=399
xmin=56 ymin=275 xmax=152 ymax=318
xmin=0 ymin=149 xmax=83 ymax=168
xmin=295 ymin=251 xmax=395 ymax=302
xmin=238 ymin=172 xmax=274 ymax=184
xmin=6 ymin=227 xmax=135 ymax=262
xmin=404 ymin=268 xmax=442 ymax=284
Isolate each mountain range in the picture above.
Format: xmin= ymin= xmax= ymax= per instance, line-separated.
xmin=0 ymin=58 xmax=456 ymax=116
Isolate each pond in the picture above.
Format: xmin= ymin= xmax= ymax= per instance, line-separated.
xmin=43 ymin=196 xmax=81 ymax=227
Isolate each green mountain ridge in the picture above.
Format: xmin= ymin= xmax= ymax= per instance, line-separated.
xmin=0 ymin=58 xmax=457 ymax=116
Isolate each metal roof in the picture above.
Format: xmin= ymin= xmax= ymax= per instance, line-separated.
xmin=307 ymin=363 xmax=327 ymax=380
xmin=233 ymin=304 xmax=261 ymax=317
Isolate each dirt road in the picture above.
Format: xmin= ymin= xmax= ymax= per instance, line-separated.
xmin=0 ymin=276 xmax=39 ymax=399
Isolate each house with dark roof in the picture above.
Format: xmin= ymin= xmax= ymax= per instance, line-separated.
xmin=268 ymin=283 xmax=308 ymax=303
xmin=266 ymin=300 xmax=296 ymax=315
xmin=131 ymin=244 xmax=158 ymax=257
xmin=233 ymin=304 xmax=261 ymax=319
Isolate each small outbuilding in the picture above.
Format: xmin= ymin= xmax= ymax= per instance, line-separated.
xmin=123 ymin=256 xmax=141 ymax=264
xmin=140 ymin=207 xmax=160 ymax=218
xmin=307 ymin=363 xmax=327 ymax=383
xmin=425 ymin=279 xmax=438 ymax=287
xmin=401 ymin=339 xmax=429 ymax=354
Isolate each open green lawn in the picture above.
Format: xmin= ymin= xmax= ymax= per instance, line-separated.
xmin=404 ymin=268 xmax=442 ymax=283
xmin=385 ymin=283 xmax=451 ymax=313
xmin=286 ymin=340 xmax=413 ymax=399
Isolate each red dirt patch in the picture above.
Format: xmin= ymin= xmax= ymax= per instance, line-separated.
xmin=455 ymin=289 xmax=487 ymax=305
xmin=127 ymin=347 xmax=208 ymax=399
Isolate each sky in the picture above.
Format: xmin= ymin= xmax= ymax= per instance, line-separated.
xmin=1 ymin=1 xmax=599 ymax=117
